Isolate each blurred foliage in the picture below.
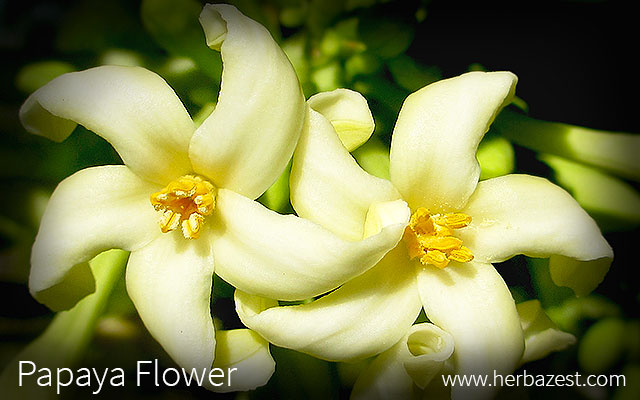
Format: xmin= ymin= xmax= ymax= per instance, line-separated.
xmin=0 ymin=0 xmax=638 ymax=399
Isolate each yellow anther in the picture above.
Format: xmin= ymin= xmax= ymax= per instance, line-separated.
xmin=160 ymin=211 xmax=181 ymax=233
xmin=403 ymin=228 xmax=424 ymax=259
xmin=403 ymin=208 xmax=474 ymax=269
xmin=432 ymin=213 xmax=472 ymax=229
xmin=419 ymin=236 xmax=463 ymax=252
xmin=150 ymin=175 xmax=216 ymax=239
xmin=422 ymin=250 xmax=450 ymax=269
xmin=182 ymin=213 xmax=206 ymax=239
xmin=449 ymin=246 xmax=474 ymax=263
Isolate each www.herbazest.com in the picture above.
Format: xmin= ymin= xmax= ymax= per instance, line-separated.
xmin=443 ymin=370 xmax=626 ymax=388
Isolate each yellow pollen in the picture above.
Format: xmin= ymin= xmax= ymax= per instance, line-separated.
xmin=150 ymin=175 xmax=216 ymax=239
xmin=403 ymin=207 xmax=474 ymax=269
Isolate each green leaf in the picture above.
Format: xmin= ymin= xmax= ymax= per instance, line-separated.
xmin=15 ymin=61 xmax=76 ymax=94
xmin=352 ymin=137 xmax=390 ymax=180
xmin=259 ymin=161 xmax=293 ymax=214
xmin=578 ymin=318 xmax=627 ymax=374
xmin=141 ymin=0 xmax=222 ymax=82
xmin=387 ymin=54 xmax=441 ymax=92
xmin=477 ymin=133 xmax=515 ymax=180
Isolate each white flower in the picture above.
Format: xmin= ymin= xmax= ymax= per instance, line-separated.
xmin=19 ymin=4 xmax=408 ymax=391
xmin=350 ymin=300 xmax=576 ymax=400
xmin=235 ymin=71 xmax=613 ymax=399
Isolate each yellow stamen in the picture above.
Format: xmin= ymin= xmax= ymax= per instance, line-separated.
xmin=419 ymin=236 xmax=463 ymax=252
xmin=422 ymin=249 xmax=450 ymax=269
xmin=150 ymin=175 xmax=216 ymax=239
xmin=159 ymin=210 xmax=181 ymax=233
xmin=449 ymin=246 xmax=474 ymax=263
xmin=432 ymin=213 xmax=472 ymax=229
xmin=403 ymin=207 xmax=474 ymax=268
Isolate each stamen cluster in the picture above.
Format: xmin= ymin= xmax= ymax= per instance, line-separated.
xmin=150 ymin=175 xmax=216 ymax=239
xmin=403 ymin=208 xmax=474 ymax=269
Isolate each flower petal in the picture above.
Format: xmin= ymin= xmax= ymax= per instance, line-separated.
xmin=389 ymin=71 xmax=517 ymax=212
xmin=291 ymin=106 xmax=401 ymax=241
xmin=235 ymin=247 xmax=422 ymax=361
xmin=211 ymin=189 xmax=409 ymax=300
xmin=416 ymin=261 xmax=524 ymax=400
xmin=30 ymin=166 xmax=161 ymax=311
xmin=307 ymin=88 xmax=375 ymax=151
xmin=190 ymin=4 xmax=305 ymax=199
xmin=19 ymin=66 xmax=194 ymax=184
xmin=351 ymin=323 xmax=454 ymax=400
xmin=458 ymin=174 xmax=613 ymax=296
xmin=517 ymin=300 xmax=576 ymax=365
xmin=126 ymin=229 xmax=215 ymax=371
xmin=205 ymin=329 xmax=275 ymax=392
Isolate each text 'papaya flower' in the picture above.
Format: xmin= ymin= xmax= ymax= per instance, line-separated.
xmin=235 ymin=71 xmax=613 ymax=399
xmin=19 ymin=4 xmax=408 ymax=392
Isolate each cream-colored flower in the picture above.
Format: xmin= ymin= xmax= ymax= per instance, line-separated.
xmin=350 ymin=300 xmax=576 ymax=400
xmin=19 ymin=4 xmax=408 ymax=391
xmin=235 ymin=71 xmax=613 ymax=399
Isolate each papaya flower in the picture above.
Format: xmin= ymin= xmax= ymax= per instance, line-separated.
xmin=349 ymin=300 xmax=576 ymax=399
xmin=19 ymin=4 xmax=408 ymax=390
xmin=235 ymin=71 xmax=613 ymax=399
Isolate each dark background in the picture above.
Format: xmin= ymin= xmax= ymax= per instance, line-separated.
xmin=1 ymin=0 xmax=638 ymax=399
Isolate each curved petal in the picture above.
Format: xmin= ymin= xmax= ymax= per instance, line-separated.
xmin=403 ymin=324 xmax=455 ymax=389
xmin=235 ymin=247 xmax=422 ymax=361
xmin=416 ymin=261 xmax=524 ymax=400
xmin=211 ymin=188 xmax=409 ymax=300
xmin=351 ymin=323 xmax=454 ymax=400
xmin=30 ymin=166 xmax=161 ymax=311
xmin=126 ymin=229 xmax=215 ymax=371
xmin=291 ymin=106 xmax=401 ymax=241
xmin=389 ymin=71 xmax=517 ymax=212
xmin=190 ymin=4 xmax=305 ymax=199
xmin=457 ymin=174 xmax=613 ymax=295
xmin=19 ymin=66 xmax=194 ymax=184
xmin=517 ymin=300 xmax=576 ymax=365
xmin=307 ymin=88 xmax=375 ymax=151
xmin=206 ymin=329 xmax=275 ymax=392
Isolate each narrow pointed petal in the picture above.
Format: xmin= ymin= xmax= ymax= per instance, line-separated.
xmin=416 ymin=261 xmax=524 ymax=400
xmin=291 ymin=107 xmax=401 ymax=241
xmin=126 ymin=229 xmax=215 ymax=371
xmin=30 ymin=166 xmax=161 ymax=311
xmin=190 ymin=4 xmax=305 ymax=199
xmin=235 ymin=247 xmax=422 ymax=361
xmin=206 ymin=329 xmax=275 ymax=392
xmin=517 ymin=300 xmax=576 ymax=365
xmin=351 ymin=323 xmax=454 ymax=400
xmin=307 ymin=88 xmax=375 ymax=151
xmin=390 ymin=71 xmax=517 ymax=212
xmin=458 ymin=174 xmax=613 ymax=295
xmin=19 ymin=66 xmax=194 ymax=184
xmin=540 ymin=154 xmax=640 ymax=231
xmin=211 ymin=189 xmax=409 ymax=300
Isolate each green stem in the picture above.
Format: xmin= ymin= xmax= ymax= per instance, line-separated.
xmin=0 ymin=249 xmax=129 ymax=398
xmin=495 ymin=109 xmax=640 ymax=181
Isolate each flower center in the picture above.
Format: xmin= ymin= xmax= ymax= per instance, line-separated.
xmin=403 ymin=207 xmax=474 ymax=269
xmin=150 ymin=175 xmax=216 ymax=239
